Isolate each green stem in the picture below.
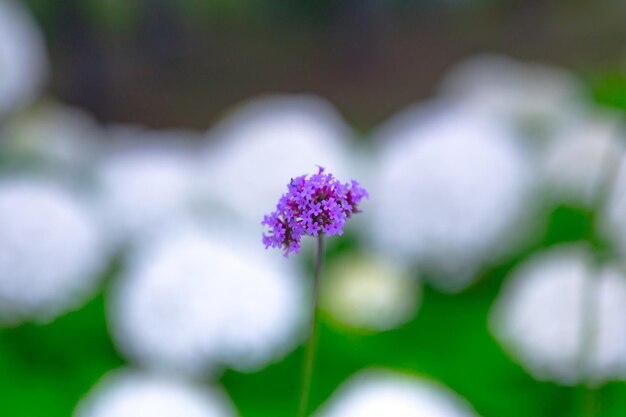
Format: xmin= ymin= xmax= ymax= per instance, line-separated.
xmin=580 ymin=386 xmax=598 ymax=417
xmin=297 ymin=235 xmax=324 ymax=417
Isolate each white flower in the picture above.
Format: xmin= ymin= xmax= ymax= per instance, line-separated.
xmin=0 ymin=178 xmax=105 ymax=324
xmin=0 ymin=0 xmax=47 ymax=117
xmin=321 ymin=253 xmax=419 ymax=331
xmin=491 ymin=244 xmax=626 ymax=385
xmin=109 ymin=225 xmax=305 ymax=375
xmin=95 ymin=126 xmax=203 ymax=245
xmin=74 ymin=369 xmax=237 ymax=417
xmin=202 ymin=95 xmax=353 ymax=225
xmin=599 ymin=153 xmax=626 ymax=256
xmin=314 ymin=369 xmax=480 ymax=417
xmin=0 ymin=101 xmax=103 ymax=169
xmin=590 ymin=267 xmax=626 ymax=383
xmin=439 ymin=54 xmax=585 ymax=144
xmin=542 ymin=110 xmax=624 ymax=207
xmin=370 ymin=102 xmax=535 ymax=291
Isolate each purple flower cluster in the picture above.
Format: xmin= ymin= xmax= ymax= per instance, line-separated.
xmin=262 ymin=167 xmax=369 ymax=256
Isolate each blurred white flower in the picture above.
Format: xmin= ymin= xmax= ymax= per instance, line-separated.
xmin=0 ymin=0 xmax=47 ymax=117
xmin=0 ymin=100 xmax=103 ymax=169
xmin=491 ymin=244 xmax=626 ymax=385
xmin=599 ymin=153 xmax=626 ymax=256
xmin=439 ymin=54 xmax=585 ymax=144
xmin=96 ymin=126 xmax=203 ymax=245
xmin=590 ymin=266 xmax=626 ymax=383
xmin=0 ymin=178 xmax=105 ymax=324
xmin=109 ymin=225 xmax=305 ymax=375
xmin=202 ymin=95 xmax=354 ymax=225
xmin=542 ymin=111 xmax=624 ymax=207
xmin=491 ymin=245 xmax=588 ymax=384
xmin=321 ymin=254 xmax=419 ymax=331
xmin=370 ymin=102 xmax=535 ymax=291
xmin=314 ymin=369 xmax=479 ymax=417
xmin=74 ymin=369 xmax=237 ymax=417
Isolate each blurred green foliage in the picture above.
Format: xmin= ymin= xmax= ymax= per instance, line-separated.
xmin=591 ymin=74 xmax=626 ymax=111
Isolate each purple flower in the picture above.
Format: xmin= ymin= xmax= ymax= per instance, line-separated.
xmin=308 ymin=202 xmax=322 ymax=216
xmin=262 ymin=167 xmax=368 ymax=256
xmin=306 ymin=221 xmax=321 ymax=236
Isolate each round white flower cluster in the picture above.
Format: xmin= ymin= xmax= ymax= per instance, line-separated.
xmin=202 ymin=95 xmax=354 ymax=225
xmin=321 ymin=253 xmax=419 ymax=331
xmin=315 ymin=369 xmax=480 ymax=417
xmin=0 ymin=178 xmax=106 ymax=324
xmin=74 ymin=369 xmax=237 ymax=417
xmin=109 ymin=225 xmax=305 ymax=376
xmin=370 ymin=103 xmax=535 ymax=291
xmin=491 ymin=244 xmax=626 ymax=385
xmin=0 ymin=0 xmax=47 ymax=118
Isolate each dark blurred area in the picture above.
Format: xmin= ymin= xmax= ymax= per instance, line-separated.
xmin=29 ymin=0 xmax=626 ymax=129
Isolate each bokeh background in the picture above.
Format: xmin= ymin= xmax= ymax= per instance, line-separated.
xmin=2 ymin=0 xmax=626 ymax=416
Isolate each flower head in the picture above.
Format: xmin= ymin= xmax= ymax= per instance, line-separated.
xmin=0 ymin=178 xmax=106 ymax=325
xmin=111 ymin=225 xmax=305 ymax=375
xmin=262 ymin=167 xmax=368 ymax=256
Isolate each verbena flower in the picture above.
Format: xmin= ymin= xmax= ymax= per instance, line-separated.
xmin=262 ymin=167 xmax=368 ymax=256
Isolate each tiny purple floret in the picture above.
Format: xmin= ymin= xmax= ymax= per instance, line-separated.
xmin=262 ymin=167 xmax=369 ymax=256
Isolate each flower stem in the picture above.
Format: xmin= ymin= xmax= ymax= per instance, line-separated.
xmin=297 ymin=235 xmax=324 ymax=417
